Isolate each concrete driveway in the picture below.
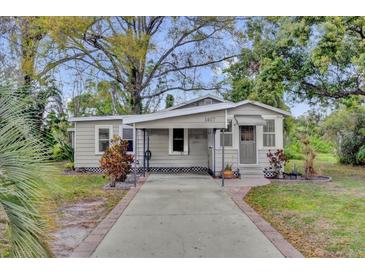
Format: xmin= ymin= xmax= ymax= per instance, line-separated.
xmin=92 ymin=174 xmax=283 ymax=257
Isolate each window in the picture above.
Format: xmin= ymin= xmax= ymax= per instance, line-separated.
xmin=169 ymin=128 xmax=188 ymax=155
xmin=263 ymin=119 xmax=275 ymax=147
xmin=122 ymin=127 xmax=134 ymax=152
xmin=220 ymin=120 xmax=233 ymax=146
xmin=95 ymin=125 xmax=113 ymax=154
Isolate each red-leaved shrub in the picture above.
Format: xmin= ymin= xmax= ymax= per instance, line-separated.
xmin=266 ymin=149 xmax=288 ymax=173
xmin=100 ymin=136 xmax=133 ymax=186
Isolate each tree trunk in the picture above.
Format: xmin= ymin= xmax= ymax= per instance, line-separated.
xmin=131 ymin=92 xmax=143 ymax=114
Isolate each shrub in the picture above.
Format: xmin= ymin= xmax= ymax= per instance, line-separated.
xmin=51 ymin=139 xmax=73 ymax=162
xmin=356 ymin=145 xmax=365 ymax=165
xmin=309 ymin=135 xmax=333 ymax=154
xmin=64 ymin=162 xmax=74 ymax=170
xmin=284 ymin=140 xmax=304 ymax=160
xmin=339 ymin=133 xmax=365 ymax=165
xmin=100 ymin=136 xmax=133 ymax=186
xmin=267 ymin=149 xmax=289 ymax=173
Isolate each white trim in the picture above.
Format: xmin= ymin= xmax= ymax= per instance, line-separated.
xmin=95 ymin=125 xmax=113 ymax=155
xmin=69 ymin=115 xmax=132 ymax=122
xmin=124 ymin=100 xmax=290 ymax=125
xmin=124 ymin=103 xmax=232 ymax=124
xmin=234 ymin=100 xmax=291 ymax=116
xmin=262 ymin=119 xmax=276 ymax=148
xmin=74 ymin=122 xmax=77 ymax=164
xmin=219 ymin=119 xmax=233 ymax=148
xmin=119 ymin=124 xmax=135 ymax=153
xmin=168 ymin=128 xmax=189 ymax=155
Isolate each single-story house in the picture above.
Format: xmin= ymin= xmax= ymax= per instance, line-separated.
xmin=68 ymin=95 xmax=290 ymax=177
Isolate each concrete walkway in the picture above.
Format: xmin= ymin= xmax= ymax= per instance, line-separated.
xmin=92 ymin=174 xmax=283 ymax=258
xmin=214 ymin=175 xmax=271 ymax=187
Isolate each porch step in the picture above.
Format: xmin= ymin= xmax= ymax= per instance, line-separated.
xmin=239 ymin=166 xmax=264 ymax=176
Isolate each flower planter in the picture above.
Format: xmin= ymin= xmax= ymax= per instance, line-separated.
xmin=223 ymin=170 xmax=235 ymax=179
xmin=263 ymin=169 xmax=278 ymax=179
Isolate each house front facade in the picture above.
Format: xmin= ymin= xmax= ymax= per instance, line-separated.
xmin=69 ymin=95 xmax=290 ymax=176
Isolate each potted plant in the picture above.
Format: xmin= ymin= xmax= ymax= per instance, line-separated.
xmin=263 ymin=166 xmax=278 ymax=179
xmin=223 ymin=163 xmax=234 ymax=179
xmin=263 ymin=149 xmax=288 ymax=179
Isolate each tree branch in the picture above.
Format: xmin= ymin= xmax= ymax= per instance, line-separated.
xmin=154 ymin=54 xmax=240 ymax=78
xmin=141 ymin=86 xmax=219 ymax=99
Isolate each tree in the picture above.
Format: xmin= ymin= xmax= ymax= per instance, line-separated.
xmin=224 ymin=38 xmax=289 ymax=110
xmin=165 ymin=94 xmax=174 ymax=109
xmin=48 ymin=16 xmax=241 ymax=113
xmin=229 ymin=17 xmax=365 ymax=105
xmin=0 ymin=83 xmax=51 ymax=257
xmin=0 ymin=17 xmax=88 ymax=132
xmin=67 ymin=80 xmax=128 ymax=116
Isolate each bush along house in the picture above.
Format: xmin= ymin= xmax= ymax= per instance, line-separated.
xmin=68 ymin=95 xmax=290 ymax=180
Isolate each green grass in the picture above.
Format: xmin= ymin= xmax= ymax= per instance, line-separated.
xmin=1 ymin=162 xmax=127 ymax=257
xmin=245 ymin=153 xmax=365 ymax=257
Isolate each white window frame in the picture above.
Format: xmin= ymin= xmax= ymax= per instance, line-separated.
xmin=263 ymin=119 xmax=276 ymax=148
xmin=95 ymin=125 xmax=113 ymax=155
xmin=219 ymin=119 xmax=233 ymax=148
xmin=119 ymin=125 xmax=135 ymax=154
xmin=169 ymin=128 xmax=188 ymax=155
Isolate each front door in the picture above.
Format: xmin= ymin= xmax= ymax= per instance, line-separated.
xmin=239 ymin=126 xmax=257 ymax=164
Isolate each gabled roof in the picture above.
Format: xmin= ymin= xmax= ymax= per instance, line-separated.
xmin=123 ymin=103 xmax=232 ymax=124
xmin=235 ymin=100 xmax=291 ymax=116
xmin=162 ymin=94 xmax=226 ymax=111
xmin=123 ymin=100 xmax=291 ymax=124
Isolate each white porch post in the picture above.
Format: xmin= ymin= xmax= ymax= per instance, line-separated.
xmin=213 ymin=128 xmax=216 ymax=176
xmin=143 ymin=129 xmax=146 ymax=177
xmin=221 ymin=129 xmax=225 ymax=187
xmin=133 ymin=123 xmax=137 ymax=187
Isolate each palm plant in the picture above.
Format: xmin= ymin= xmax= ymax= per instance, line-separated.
xmin=0 ymin=84 xmax=51 ymax=257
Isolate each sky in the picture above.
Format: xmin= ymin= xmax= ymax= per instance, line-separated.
xmin=291 ymin=102 xmax=310 ymax=117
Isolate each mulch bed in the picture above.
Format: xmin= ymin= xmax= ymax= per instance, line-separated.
xmin=271 ymin=176 xmax=332 ymax=184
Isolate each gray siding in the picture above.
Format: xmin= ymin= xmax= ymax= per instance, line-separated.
xmin=75 ymin=120 xmax=122 ymax=168
xmin=214 ymin=148 xmax=239 ymax=174
xmin=176 ymin=98 xmax=222 ymax=109
xmin=135 ymin=128 xmax=208 ymax=168
xmin=228 ymin=104 xmax=280 ymax=116
xmin=134 ymin=110 xmax=226 ymax=129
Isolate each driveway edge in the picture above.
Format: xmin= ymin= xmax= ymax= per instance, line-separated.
xmin=70 ymin=175 xmax=148 ymax=258
xmin=227 ymin=186 xmax=304 ymax=258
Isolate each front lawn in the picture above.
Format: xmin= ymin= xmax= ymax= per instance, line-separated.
xmin=245 ymin=154 xmax=365 ymax=257
xmin=0 ymin=162 xmax=127 ymax=257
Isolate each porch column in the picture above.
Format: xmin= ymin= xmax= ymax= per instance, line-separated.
xmin=221 ymin=129 xmax=225 ymax=187
xmin=213 ymin=128 xmax=216 ymax=176
xmin=133 ymin=124 xmax=137 ymax=187
xmin=147 ymin=129 xmax=150 ymax=172
xmin=143 ymin=129 xmax=146 ymax=177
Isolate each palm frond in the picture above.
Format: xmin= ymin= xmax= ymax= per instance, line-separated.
xmin=0 ymin=82 xmax=52 ymax=257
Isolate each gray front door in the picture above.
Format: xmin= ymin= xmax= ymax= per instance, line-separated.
xmin=239 ymin=126 xmax=257 ymax=164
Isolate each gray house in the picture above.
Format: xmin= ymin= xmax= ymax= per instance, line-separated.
xmin=69 ymin=95 xmax=290 ymax=176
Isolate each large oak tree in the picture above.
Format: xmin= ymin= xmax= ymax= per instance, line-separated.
xmin=48 ymin=16 xmax=242 ymax=114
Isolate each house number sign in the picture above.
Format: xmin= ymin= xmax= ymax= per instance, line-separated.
xmin=205 ymin=116 xmax=216 ymax=122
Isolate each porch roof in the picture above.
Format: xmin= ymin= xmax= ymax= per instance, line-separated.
xmin=234 ymin=115 xmax=267 ymax=126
